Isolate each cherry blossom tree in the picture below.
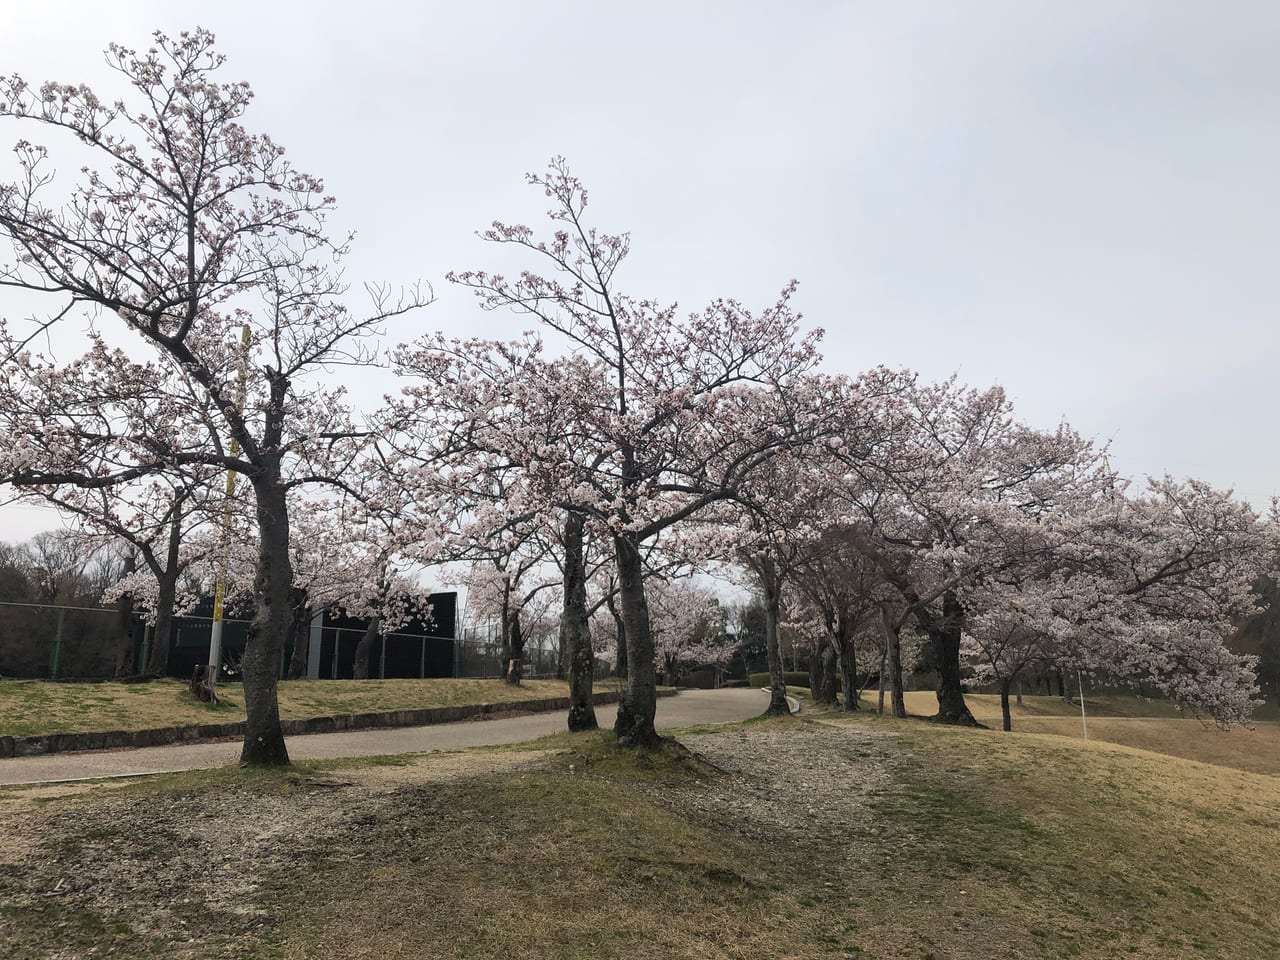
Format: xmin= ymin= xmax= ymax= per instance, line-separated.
xmin=648 ymin=577 xmax=730 ymax=686
xmin=448 ymin=545 xmax=559 ymax=685
xmin=0 ymin=30 xmax=426 ymax=764
xmin=406 ymin=158 xmax=838 ymax=746
xmin=56 ymin=472 xmax=219 ymax=675
xmin=833 ymin=378 xmax=1116 ymax=725
xmin=1058 ymin=477 xmax=1264 ymax=726
xmin=786 ymin=525 xmax=885 ymax=712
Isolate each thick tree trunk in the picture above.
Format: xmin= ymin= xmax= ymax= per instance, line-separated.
xmin=240 ymin=476 xmax=291 ymax=767
xmin=880 ymin=609 xmax=907 ymax=719
xmin=837 ymin=619 xmax=858 ymax=711
xmin=930 ymin=590 xmax=977 ymax=726
xmin=353 ymin=614 xmax=380 ymax=680
xmin=146 ymin=572 xmax=178 ymax=676
xmin=1057 ymin=670 xmax=1068 ymax=700
xmin=562 ymin=514 xmax=597 ymax=731
xmin=810 ymin=635 xmax=838 ymax=704
xmin=613 ymin=534 xmax=660 ymax=746
xmin=112 ymin=596 xmax=134 ymax=676
xmin=285 ymin=587 xmax=311 ymax=680
xmin=759 ymin=558 xmax=790 ymax=717
xmin=505 ymin=610 xmax=524 ymax=684
xmin=1000 ymin=677 xmax=1013 ymax=732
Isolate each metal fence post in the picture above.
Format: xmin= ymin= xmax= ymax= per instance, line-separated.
xmin=378 ymin=630 xmax=387 ymax=680
xmin=49 ymin=607 xmax=66 ymax=679
xmin=419 ymin=634 xmax=427 ymax=679
xmin=331 ymin=627 xmax=340 ymax=680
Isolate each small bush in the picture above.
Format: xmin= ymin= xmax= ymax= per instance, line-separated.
xmin=748 ymin=671 xmax=810 ymax=690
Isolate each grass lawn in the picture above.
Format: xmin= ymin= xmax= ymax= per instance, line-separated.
xmin=0 ymin=677 xmax=575 ymax=737
xmin=1 ymin=709 xmax=1278 ymax=959
xmin=856 ymin=690 xmax=1280 ymax=777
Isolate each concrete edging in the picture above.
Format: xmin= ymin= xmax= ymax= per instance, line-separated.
xmin=0 ymin=687 xmax=677 ymax=759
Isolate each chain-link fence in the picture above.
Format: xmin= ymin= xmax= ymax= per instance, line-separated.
xmin=307 ymin=625 xmax=455 ymax=680
xmin=454 ymin=627 xmax=562 ymax=679
xmin=0 ymin=601 xmax=461 ymax=682
xmin=0 ymin=600 xmax=153 ymax=680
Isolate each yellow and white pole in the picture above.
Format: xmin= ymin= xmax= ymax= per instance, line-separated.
xmin=207 ymin=323 xmax=252 ymax=689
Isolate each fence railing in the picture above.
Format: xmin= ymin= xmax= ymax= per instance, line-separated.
xmin=0 ymin=599 xmax=568 ymax=683
xmin=0 ymin=600 xmax=148 ymax=680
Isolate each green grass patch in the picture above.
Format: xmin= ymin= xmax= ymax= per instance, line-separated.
xmin=0 ymin=677 xmax=575 ymax=737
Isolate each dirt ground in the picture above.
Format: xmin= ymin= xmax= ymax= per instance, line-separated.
xmin=0 ymin=749 xmax=555 ymax=959
xmin=0 ymin=723 xmax=902 ymax=960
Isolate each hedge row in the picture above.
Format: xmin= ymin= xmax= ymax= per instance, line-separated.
xmin=747 ymin=671 xmax=811 ymax=690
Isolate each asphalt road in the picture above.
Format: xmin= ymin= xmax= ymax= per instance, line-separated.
xmin=0 ymin=688 xmax=766 ymax=786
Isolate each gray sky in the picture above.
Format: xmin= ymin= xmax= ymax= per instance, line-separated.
xmin=2 ymin=0 xmax=1278 ymax=541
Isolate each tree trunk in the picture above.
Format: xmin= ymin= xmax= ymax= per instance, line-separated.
xmin=145 ymin=510 xmax=184 ymax=677
xmin=562 ymin=514 xmax=597 ymax=731
xmin=930 ymin=590 xmax=976 ymax=726
xmin=112 ymin=593 xmax=135 ymax=677
xmin=809 ymin=635 xmax=837 ymax=705
xmin=612 ymin=534 xmax=660 ymax=746
xmin=285 ymin=587 xmax=311 ymax=680
xmin=240 ymin=476 xmax=291 ymax=767
xmin=1015 ymin=677 xmax=1023 ymax=706
xmin=759 ymin=556 xmax=790 ymax=717
xmin=1057 ymin=670 xmax=1068 ymax=701
xmin=353 ymin=614 xmax=380 ymax=680
xmin=877 ymin=644 xmax=887 ymax=715
xmin=880 ymin=608 xmax=907 ymax=719
xmin=499 ymin=577 xmax=512 ymax=672
xmin=608 ymin=590 xmax=627 ymax=679
xmin=1000 ymin=677 xmax=1013 ymax=732
xmin=111 ymin=552 xmax=138 ymax=678
xmin=146 ymin=571 xmax=178 ymax=676
xmin=836 ymin=618 xmax=858 ymax=712
xmin=505 ymin=609 xmax=524 ymax=684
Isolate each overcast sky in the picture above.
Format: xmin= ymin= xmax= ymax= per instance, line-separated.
xmin=2 ymin=0 xmax=1278 ymax=542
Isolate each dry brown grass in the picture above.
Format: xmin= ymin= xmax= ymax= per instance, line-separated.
xmin=0 ymin=677 xmax=573 ymax=737
xmin=2 ymin=716 xmax=1278 ymax=959
xmin=846 ymin=717 xmax=1280 ymax=959
xmin=861 ymin=691 xmax=1280 ymax=776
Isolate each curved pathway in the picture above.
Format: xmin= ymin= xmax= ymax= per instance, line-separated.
xmin=0 ymin=688 xmax=765 ymax=786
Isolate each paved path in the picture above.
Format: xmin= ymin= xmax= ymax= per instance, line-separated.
xmin=0 ymin=688 xmax=765 ymax=786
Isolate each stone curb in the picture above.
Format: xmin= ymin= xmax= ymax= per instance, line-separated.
xmin=0 ymin=688 xmax=676 ymax=759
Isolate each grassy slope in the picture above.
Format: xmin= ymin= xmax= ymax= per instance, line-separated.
xmin=0 ymin=677 xmax=574 ymax=737
xmin=889 ymin=691 xmax=1280 ymax=776
xmin=288 ymin=723 xmax=1280 ymax=960
xmin=3 ymin=712 xmax=1278 ymax=960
